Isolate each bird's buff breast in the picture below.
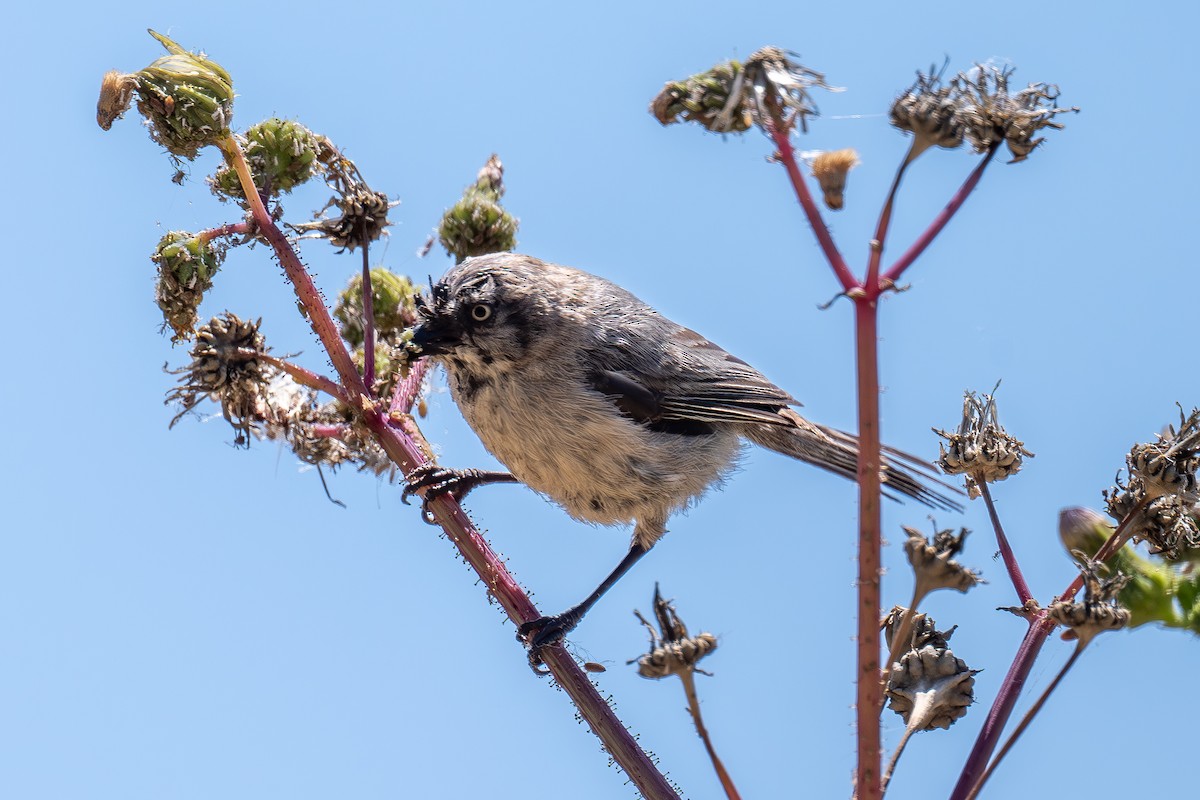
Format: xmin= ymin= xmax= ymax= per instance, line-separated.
xmin=449 ymin=368 xmax=740 ymax=526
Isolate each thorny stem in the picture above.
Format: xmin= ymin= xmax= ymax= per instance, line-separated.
xmin=763 ymin=120 xmax=856 ymax=292
xmin=251 ymin=351 xmax=349 ymax=403
xmin=216 ymin=136 xmax=678 ymax=800
xmin=853 ymin=297 xmax=884 ymax=800
xmin=964 ymin=643 xmax=1087 ymax=800
xmin=977 ymin=481 xmax=1034 ymax=605
xmin=389 ymin=358 xmax=430 ymax=417
xmin=949 ymin=497 xmax=1151 ymax=800
xmin=360 ymin=235 xmax=377 ymax=388
xmin=196 ymin=221 xmax=252 ymax=244
xmin=881 ymin=145 xmax=997 ymax=285
xmin=678 ymin=670 xmax=742 ymax=800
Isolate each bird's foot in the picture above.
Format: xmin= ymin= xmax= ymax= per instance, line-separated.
xmin=518 ymin=608 xmax=585 ymax=672
xmin=401 ymin=465 xmax=515 ymax=524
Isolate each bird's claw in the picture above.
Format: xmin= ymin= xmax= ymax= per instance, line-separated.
xmin=518 ymin=611 xmax=583 ymax=671
xmin=401 ymin=465 xmax=512 ymax=525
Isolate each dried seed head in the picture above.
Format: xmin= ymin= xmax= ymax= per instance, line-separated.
xmin=890 ymin=66 xmax=964 ymax=154
xmin=650 ymin=47 xmax=837 ymax=135
xmin=288 ymin=141 xmax=397 ymax=252
xmin=97 ymin=70 xmax=137 ymax=131
xmin=629 ymin=585 xmax=718 ymax=680
xmin=333 ymin=268 xmax=419 ymax=349
xmin=650 ymin=59 xmax=751 ymax=133
xmin=934 ymin=386 xmax=1033 ymax=498
xmin=1047 ymin=559 xmax=1131 ymax=644
xmin=165 ymin=314 xmax=284 ymax=444
xmin=1105 ymin=474 xmax=1200 ymax=560
xmin=211 ymin=118 xmax=325 ymax=200
xmin=151 ymin=231 xmax=227 ymax=343
xmin=1126 ymin=407 xmax=1200 ymax=501
xmin=1058 ymin=507 xmax=1180 ymax=629
xmin=808 ymin=149 xmax=859 ymax=210
xmin=886 ymin=638 xmax=977 ymax=732
xmin=904 ymin=524 xmax=984 ymax=597
xmin=123 ymin=30 xmax=235 ymax=159
xmin=438 ymin=155 xmax=518 ymax=262
xmin=882 ymin=606 xmax=954 ymax=654
xmin=952 ymin=64 xmax=1078 ymax=163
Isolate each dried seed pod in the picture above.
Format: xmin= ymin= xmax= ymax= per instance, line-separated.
xmin=934 ymin=386 xmax=1033 ymax=498
xmin=951 ymin=64 xmax=1078 ymax=163
xmin=1126 ymin=407 xmax=1200 ymax=501
xmin=886 ymin=641 xmax=977 ymax=731
xmin=904 ymin=525 xmax=983 ymax=597
xmin=1046 ymin=559 xmax=1131 ymax=644
xmin=165 ymin=313 xmax=279 ymax=444
xmin=1105 ymin=475 xmax=1200 ymax=560
xmin=890 ymin=66 xmax=964 ymax=154
xmin=629 ymin=585 xmax=717 ymax=680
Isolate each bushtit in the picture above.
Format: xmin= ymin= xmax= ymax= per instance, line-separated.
xmin=406 ymin=253 xmax=957 ymax=664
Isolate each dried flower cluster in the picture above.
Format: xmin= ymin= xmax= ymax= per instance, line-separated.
xmin=166 ymin=314 xmax=396 ymax=479
xmin=438 ymin=154 xmax=518 ymax=262
xmin=935 ymin=387 xmax=1033 ymax=498
xmin=97 ymin=30 xmax=234 ymax=159
xmin=650 ymin=46 xmax=837 ymax=135
xmin=630 ymin=585 xmax=717 ymax=680
xmin=1103 ymin=410 xmax=1200 ymax=560
xmin=885 ymin=612 xmax=976 ymax=731
xmin=290 ymin=141 xmax=397 ymax=252
xmin=891 ymin=63 xmax=1078 ymax=162
xmin=1047 ymin=560 xmax=1131 ymax=644
xmin=904 ymin=524 xmax=983 ymax=598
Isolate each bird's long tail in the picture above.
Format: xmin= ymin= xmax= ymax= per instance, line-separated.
xmin=744 ymin=414 xmax=962 ymax=511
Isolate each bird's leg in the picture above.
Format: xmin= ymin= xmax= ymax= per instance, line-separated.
xmin=401 ymin=465 xmax=518 ymax=523
xmin=518 ymin=542 xmax=650 ymax=669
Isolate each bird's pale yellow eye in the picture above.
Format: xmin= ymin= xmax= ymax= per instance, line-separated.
xmin=470 ymin=303 xmax=493 ymax=322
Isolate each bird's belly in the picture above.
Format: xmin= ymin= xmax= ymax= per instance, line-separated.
xmin=456 ymin=378 xmax=741 ymax=526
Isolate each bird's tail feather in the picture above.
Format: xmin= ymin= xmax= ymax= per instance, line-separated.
xmin=745 ymin=417 xmax=963 ymax=512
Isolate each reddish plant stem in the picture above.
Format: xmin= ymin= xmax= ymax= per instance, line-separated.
xmin=251 ymin=352 xmax=349 ymax=403
xmin=949 ymin=497 xmax=1152 ymax=799
xmin=679 ymin=670 xmax=741 ymax=800
xmin=196 ymin=221 xmax=252 ymax=244
xmin=948 ymin=615 xmax=1053 ymax=800
xmin=389 ymin=358 xmax=430 ymax=417
xmin=764 ymin=122 xmax=857 ymax=292
xmin=977 ymin=481 xmax=1034 ymax=605
xmin=360 ymin=240 xmax=377 ymax=388
xmin=865 ymin=153 xmax=914 ymax=292
xmin=308 ymin=423 xmax=347 ymax=438
xmin=881 ymin=146 xmax=997 ymax=285
xmin=217 ymin=137 xmax=677 ymax=800
xmin=853 ymin=297 xmax=883 ymax=800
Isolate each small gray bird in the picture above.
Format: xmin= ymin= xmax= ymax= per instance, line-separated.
xmin=406 ymin=253 xmax=957 ymax=664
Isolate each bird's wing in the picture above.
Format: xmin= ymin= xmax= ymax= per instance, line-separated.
xmin=589 ymin=325 xmax=799 ymax=429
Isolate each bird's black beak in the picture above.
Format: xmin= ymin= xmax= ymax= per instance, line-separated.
xmin=408 ymin=316 xmax=458 ymax=357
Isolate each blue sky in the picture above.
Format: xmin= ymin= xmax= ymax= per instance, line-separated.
xmin=3 ymin=2 xmax=1197 ymax=798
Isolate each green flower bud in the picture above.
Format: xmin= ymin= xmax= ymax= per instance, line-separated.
xmin=151 ymin=231 xmax=226 ymax=342
xmin=211 ymin=118 xmax=323 ymax=200
xmin=132 ymin=30 xmax=234 ymax=159
xmin=333 ymin=268 xmax=419 ymax=348
xmin=438 ymin=155 xmax=518 ymax=262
